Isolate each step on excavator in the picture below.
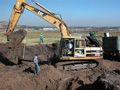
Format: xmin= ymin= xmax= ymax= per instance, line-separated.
xmin=5 ymin=0 xmax=103 ymax=70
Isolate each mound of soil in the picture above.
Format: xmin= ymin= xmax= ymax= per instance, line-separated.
xmin=0 ymin=41 xmax=59 ymax=65
xmin=0 ymin=59 xmax=120 ymax=90
xmin=25 ymin=43 xmax=59 ymax=62
xmin=0 ymin=29 xmax=120 ymax=90
xmin=0 ymin=63 xmax=74 ymax=90
xmin=92 ymin=71 xmax=120 ymax=90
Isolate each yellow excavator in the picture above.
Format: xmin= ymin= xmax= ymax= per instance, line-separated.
xmin=5 ymin=0 xmax=103 ymax=70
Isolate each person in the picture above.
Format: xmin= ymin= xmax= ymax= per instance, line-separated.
xmin=64 ymin=40 xmax=73 ymax=55
xmin=90 ymin=31 xmax=96 ymax=37
xmin=65 ymin=40 xmax=73 ymax=49
xmin=33 ymin=54 xmax=40 ymax=74
xmin=40 ymin=33 xmax=44 ymax=44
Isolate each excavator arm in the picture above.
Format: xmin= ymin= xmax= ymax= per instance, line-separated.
xmin=5 ymin=0 xmax=25 ymax=35
xmin=5 ymin=0 xmax=70 ymax=37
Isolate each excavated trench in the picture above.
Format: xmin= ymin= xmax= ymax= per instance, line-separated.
xmin=0 ymin=29 xmax=120 ymax=90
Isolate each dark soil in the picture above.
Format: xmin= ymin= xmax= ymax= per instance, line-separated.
xmin=0 ymin=58 xmax=120 ymax=90
xmin=0 ymin=29 xmax=120 ymax=90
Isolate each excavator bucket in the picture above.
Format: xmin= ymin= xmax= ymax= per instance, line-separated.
xmin=7 ymin=29 xmax=27 ymax=47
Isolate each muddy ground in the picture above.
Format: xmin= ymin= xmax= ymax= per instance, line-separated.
xmin=0 ymin=57 xmax=120 ymax=90
xmin=0 ymin=30 xmax=120 ymax=90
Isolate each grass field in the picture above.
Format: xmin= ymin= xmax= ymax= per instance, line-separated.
xmin=0 ymin=31 xmax=61 ymax=45
xmin=25 ymin=31 xmax=61 ymax=45
xmin=0 ymin=30 xmax=120 ymax=46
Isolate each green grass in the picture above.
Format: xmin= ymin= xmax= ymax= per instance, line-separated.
xmin=0 ymin=30 xmax=120 ymax=46
xmin=0 ymin=32 xmax=7 ymax=43
xmin=22 ymin=31 xmax=61 ymax=45
xmin=0 ymin=31 xmax=60 ymax=45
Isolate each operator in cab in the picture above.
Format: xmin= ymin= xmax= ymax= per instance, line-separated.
xmin=64 ymin=40 xmax=73 ymax=56
xmin=65 ymin=40 xmax=73 ymax=50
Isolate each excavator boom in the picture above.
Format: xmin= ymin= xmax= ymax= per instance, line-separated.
xmin=5 ymin=0 xmax=70 ymax=37
xmin=5 ymin=0 xmax=25 ymax=35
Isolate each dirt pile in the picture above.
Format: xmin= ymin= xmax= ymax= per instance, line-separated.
xmin=24 ymin=43 xmax=59 ymax=62
xmin=0 ymin=63 xmax=74 ymax=90
xmin=0 ymin=29 xmax=27 ymax=64
xmin=0 ymin=29 xmax=120 ymax=90
xmin=0 ymin=38 xmax=59 ymax=65
xmin=63 ymin=60 xmax=120 ymax=90
xmin=0 ymin=59 xmax=120 ymax=90
xmin=92 ymin=71 xmax=120 ymax=90
xmin=0 ymin=44 xmax=24 ymax=65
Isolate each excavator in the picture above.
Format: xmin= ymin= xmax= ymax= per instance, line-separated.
xmin=5 ymin=0 xmax=103 ymax=70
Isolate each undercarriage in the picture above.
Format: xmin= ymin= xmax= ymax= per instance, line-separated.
xmin=55 ymin=59 xmax=101 ymax=71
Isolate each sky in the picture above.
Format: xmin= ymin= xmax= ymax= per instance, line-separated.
xmin=0 ymin=0 xmax=120 ymax=27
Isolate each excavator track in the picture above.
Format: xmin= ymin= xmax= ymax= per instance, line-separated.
xmin=55 ymin=59 xmax=101 ymax=71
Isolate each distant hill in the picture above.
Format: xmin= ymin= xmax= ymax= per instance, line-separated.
xmin=0 ymin=21 xmax=22 ymax=28
xmin=0 ymin=21 xmax=120 ymax=31
xmin=0 ymin=21 xmax=8 ymax=27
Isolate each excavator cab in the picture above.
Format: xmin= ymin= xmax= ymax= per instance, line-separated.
xmin=60 ymin=37 xmax=86 ymax=58
xmin=60 ymin=38 xmax=74 ymax=57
